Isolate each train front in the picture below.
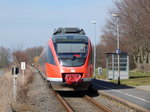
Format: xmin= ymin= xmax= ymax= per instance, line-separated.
xmin=47 ymin=28 xmax=93 ymax=91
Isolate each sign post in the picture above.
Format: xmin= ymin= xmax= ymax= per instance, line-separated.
xmin=12 ymin=67 xmax=19 ymax=102
xmin=21 ymin=62 xmax=26 ymax=85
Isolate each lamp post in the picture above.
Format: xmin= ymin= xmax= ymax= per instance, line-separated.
xmin=112 ymin=13 xmax=120 ymax=85
xmin=91 ymin=21 xmax=96 ymax=79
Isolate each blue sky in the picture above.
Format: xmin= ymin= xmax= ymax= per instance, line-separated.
xmin=0 ymin=0 xmax=113 ymax=48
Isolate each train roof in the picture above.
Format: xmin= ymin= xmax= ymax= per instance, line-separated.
xmin=52 ymin=27 xmax=88 ymax=43
xmin=53 ymin=27 xmax=85 ymax=35
xmin=52 ymin=35 xmax=88 ymax=43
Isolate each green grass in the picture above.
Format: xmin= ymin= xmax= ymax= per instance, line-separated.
xmin=95 ymin=69 xmax=150 ymax=86
xmin=129 ymin=71 xmax=150 ymax=76
xmin=95 ymin=69 xmax=107 ymax=79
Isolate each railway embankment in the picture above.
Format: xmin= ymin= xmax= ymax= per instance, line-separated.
xmin=25 ymin=70 xmax=66 ymax=112
xmin=1 ymin=67 xmax=149 ymax=112
xmin=0 ymin=67 xmax=66 ymax=112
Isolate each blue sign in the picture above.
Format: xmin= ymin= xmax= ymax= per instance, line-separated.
xmin=116 ymin=49 xmax=121 ymax=54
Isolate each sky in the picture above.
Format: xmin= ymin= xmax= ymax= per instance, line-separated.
xmin=0 ymin=0 xmax=114 ymax=49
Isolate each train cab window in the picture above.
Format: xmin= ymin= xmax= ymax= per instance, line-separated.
xmin=46 ymin=46 xmax=56 ymax=65
xmin=55 ymin=43 xmax=88 ymax=67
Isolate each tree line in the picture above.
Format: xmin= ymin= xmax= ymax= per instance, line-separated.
xmin=96 ymin=0 xmax=150 ymax=72
xmin=0 ymin=46 xmax=43 ymax=69
xmin=0 ymin=47 xmax=10 ymax=68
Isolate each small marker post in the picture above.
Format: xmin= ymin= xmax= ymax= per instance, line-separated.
xmin=21 ymin=62 xmax=26 ymax=85
xmin=13 ymin=68 xmax=16 ymax=102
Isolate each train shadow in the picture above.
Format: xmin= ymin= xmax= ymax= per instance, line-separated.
xmin=57 ymin=88 xmax=99 ymax=98
xmin=130 ymin=75 xmax=150 ymax=79
xmin=92 ymin=79 xmax=135 ymax=90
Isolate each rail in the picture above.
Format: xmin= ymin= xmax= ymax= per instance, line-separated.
xmin=84 ymin=95 xmax=112 ymax=112
xmin=54 ymin=91 xmax=113 ymax=112
xmin=55 ymin=91 xmax=74 ymax=112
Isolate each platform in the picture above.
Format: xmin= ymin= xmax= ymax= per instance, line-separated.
xmin=92 ymin=79 xmax=150 ymax=110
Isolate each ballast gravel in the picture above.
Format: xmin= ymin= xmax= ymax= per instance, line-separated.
xmin=27 ymin=72 xmax=66 ymax=112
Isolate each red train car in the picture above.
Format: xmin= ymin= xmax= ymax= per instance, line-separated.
xmin=39 ymin=27 xmax=93 ymax=91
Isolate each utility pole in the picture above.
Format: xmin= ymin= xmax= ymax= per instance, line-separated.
xmin=112 ymin=13 xmax=120 ymax=85
xmin=91 ymin=21 xmax=96 ymax=79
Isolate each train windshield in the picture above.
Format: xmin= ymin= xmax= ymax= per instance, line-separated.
xmin=56 ymin=43 xmax=88 ymax=67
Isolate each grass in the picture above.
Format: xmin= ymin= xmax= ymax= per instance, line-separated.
xmin=95 ymin=68 xmax=150 ymax=86
xmin=0 ymin=68 xmax=3 ymax=72
xmin=95 ymin=69 xmax=107 ymax=79
xmin=0 ymin=71 xmax=13 ymax=112
xmin=12 ymin=67 xmax=34 ymax=111
xmin=0 ymin=66 xmax=34 ymax=112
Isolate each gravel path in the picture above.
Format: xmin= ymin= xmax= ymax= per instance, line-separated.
xmin=27 ymin=72 xmax=66 ymax=112
xmin=64 ymin=97 xmax=102 ymax=112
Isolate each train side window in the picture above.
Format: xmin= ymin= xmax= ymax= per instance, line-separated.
xmin=47 ymin=46 xmax=56 ymax=65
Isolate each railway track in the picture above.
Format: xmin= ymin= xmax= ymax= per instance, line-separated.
xmin=54 ymin=91 xmax=112 ymax=112
xmin=96 ymin=90 xmax=150 ymax=112
xmin=38 ymin=70 xmax=149 ymax=112
xmin=55 ymin=92 xmax=74 ymax=112
xmin=54 ymin=89 xmax=150 ymax=112
xmin=84 ymin=95 xmax=112 ymax=112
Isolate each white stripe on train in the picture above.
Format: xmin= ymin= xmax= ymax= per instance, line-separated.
xmin=47 ymin=77 xmax=92 ymax=82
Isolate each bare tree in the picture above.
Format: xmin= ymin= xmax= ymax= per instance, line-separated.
xmin=25 ymin=46 xmax=43 ymax=64
xmin=12 ymin=50 xmax=28 ymax=64
xmin=12 ymin=43 xmax=29 ymax=65
xmin=0 ymin=47 xmax=10 ymax=68
xmin=11 ymin=43 xmax=43 ymax=67
xmin=98 ymin=0 xmax=150 ymax=71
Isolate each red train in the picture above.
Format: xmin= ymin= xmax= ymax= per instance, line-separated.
xmin=39 ymin=27 xmax=93 ymax=91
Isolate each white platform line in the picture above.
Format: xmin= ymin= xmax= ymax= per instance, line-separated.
xmin=93 ymin=83 xmax=150 ymax=104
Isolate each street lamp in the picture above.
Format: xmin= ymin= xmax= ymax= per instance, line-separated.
xmin=90 ymin=21 xmax=96 ymax=79
xmin=112 ymin=13 xmax=121 ymax=85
